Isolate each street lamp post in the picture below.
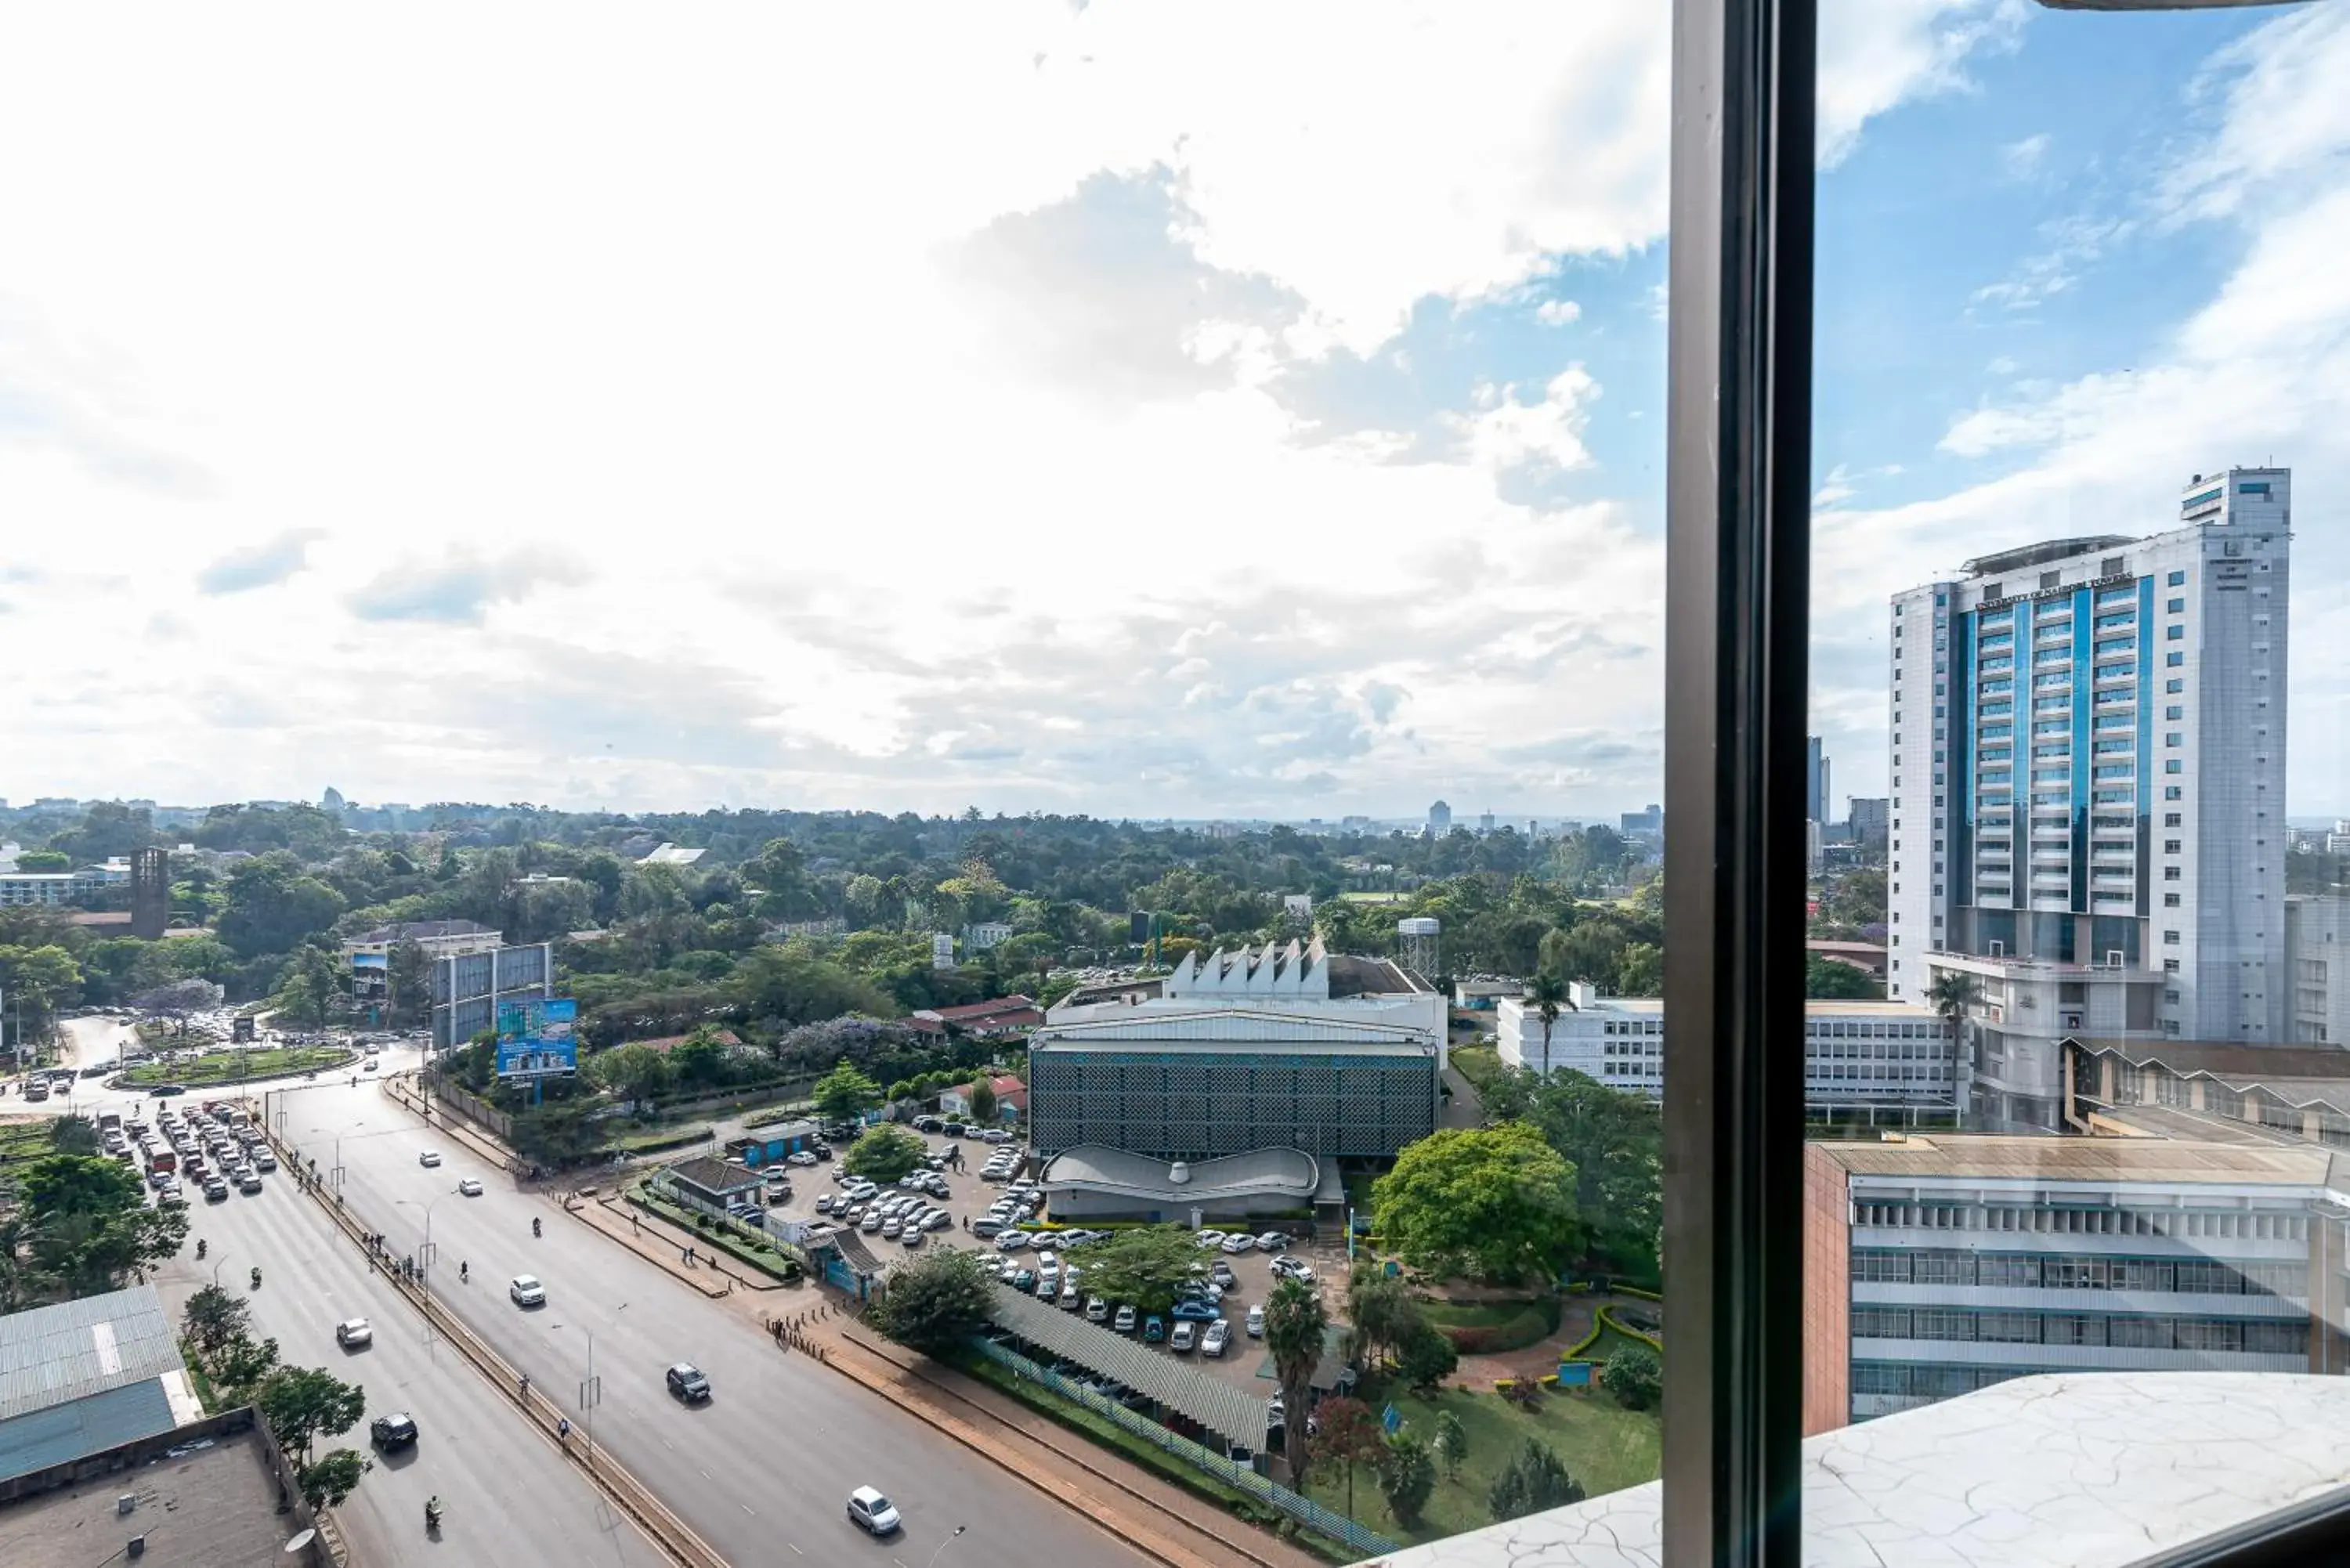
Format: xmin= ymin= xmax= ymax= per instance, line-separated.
xmin=396 ymin=1197 xmax=444 ymax=1284
xmin=927 ymin=1524 xmax=968 ymax=1567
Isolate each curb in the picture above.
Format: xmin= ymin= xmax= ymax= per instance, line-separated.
xmin=565 ymin=1197 xmax=734 ymax=1299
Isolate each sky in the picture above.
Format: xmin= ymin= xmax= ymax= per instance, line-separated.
xmin=2 ymin=2 xmax=2345 ymax=821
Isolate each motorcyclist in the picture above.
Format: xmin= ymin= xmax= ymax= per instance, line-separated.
xmin=196 ymin=1238 xmax=207 ymax=1259
xmin=459 ymin=1261 xmax=468 ymax=1281
xmin=425 ymin=1496 xmax=443 ymax=1528
xmin=532 ymin=1216 xmax=541 ymax=1237
xmin=250 ymin=1266 xmax=262 ymax=1289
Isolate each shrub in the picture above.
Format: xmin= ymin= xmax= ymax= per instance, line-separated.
xmin=1600 ymin=1344 xmax=1661 ymax=1411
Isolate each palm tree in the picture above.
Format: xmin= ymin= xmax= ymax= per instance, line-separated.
xmin=1526 ymin=972 xmax=1574 ymax=1072
xmin=1265 ymin=1276 xmax=1329 ymax=1490
xmin=1925 ymin=970 xmax=1980 ymax=1070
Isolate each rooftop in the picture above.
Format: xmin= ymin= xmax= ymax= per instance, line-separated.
xmin=0 ymin=1286 xmax=184 ymax=1422
xmin=0 ymin=1422 xmax=304 ymax=1568
xmin=982 ymin=1282 xmax=1271 ymax=1451
xmin=345 ymin=917 xmax=497 ymax=945
xmin=1039 ymin=1143 xmax=1319 ymax=1204
xmin=1359 ymin=1373 xmax=2350 ymax=1568
xmin=663 ymin=1154 xmax=761 ymax=1195
xmin=1960 ymin=533 xmax=2138 ymax=579
xmin=1809 ymin=1133 xmax=2331 ymax=1186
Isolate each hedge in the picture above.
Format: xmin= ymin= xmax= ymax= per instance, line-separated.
xmin=1434 ymin=1296 xmax=1561 ymax=1355
xmin=1598 ymin=1303 xmax=1663 ymax=1353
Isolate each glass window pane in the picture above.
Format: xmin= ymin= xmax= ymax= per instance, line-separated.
xmin=1810 ymin=1 xmax=2346 ymax=1563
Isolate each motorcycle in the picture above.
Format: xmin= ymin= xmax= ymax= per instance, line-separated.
xmin=459 ymin=1262 xmax=468 ymax=1282
xmin=250 ymin=1266 xmax=262 ymax=1291
xmin=425 ymin=1498 xmax=443 ymax=1533
xmin=532 ymin=1216 xmax=541 ymax=1238
xmin=195 ymin=1239 xmax=207 ymax=1259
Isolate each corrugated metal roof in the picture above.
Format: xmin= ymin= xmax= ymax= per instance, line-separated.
xmin=0 ymin=1377 xmax=177 ymax=1484
xmin=0 ymin=1286 xmax=186 ymax=1422
xmin=1040 ymin=1143 xmax=1318 ymax=1203
xmin=984 ymin=1283 xmax=1271 ymax=1451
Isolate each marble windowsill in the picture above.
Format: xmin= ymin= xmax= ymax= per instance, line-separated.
xmin=1358 ymin=1372 xmax=2350 ymax=1568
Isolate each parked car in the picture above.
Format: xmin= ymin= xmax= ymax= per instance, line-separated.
xmin=336 ymin=1317 xmax=373 ymax=1348
xmin=666 ymin=1363 xmax=712 ymax=1401
xmin=1086 ymin=1296 xmax=1110 ymax=1322
xmin=1114 ymin=1304 xmax=1137 ymax=1334
xmin=1143 ymin=1314 xmax=1166 ymax=1343
xmin=1246 ymin=1303 xmax=1266 ymax=1338
xmin=1202 ymin=1320 xmax=1231 ymax=1357
xmin=1169 ymin=1320 xmax=1198 ymax=1353
xmin=1010 ymin=1269 xmax=1037 ymax=1291
xmin=942 ymin=1122 xmax=966 ymax=1137
xmin=1220 ymin=1233 xmax=1256 ymax=1254
xmin=787 ymin=1151 xmax=819 ymax=1166
xmin=900 ymin=1227 xmax=924 ymax=1248
xmin=846 ymin=1487 xmax=901 ymax=1536
xmin=1195 ymin=1230 xmax=1226 ymax=1248
xmin=1256 ymin=1231 xmax=1292 ymax=1252
xmin=971 ymin=1217 xmax=1004 ymax=1237
xmin=995 ymin=1230 xmax=1030 ymax=1252
xmin=1170 ymin=1299 xmax=1220 ymax=1322
xmin=238 ymin=1170 xmax=263 ymax=1194
xmin=982 ymin=1129 xmax=1010 ymax=1143
xmin=1209 ymin=1261 xmax=1238 ymax=1288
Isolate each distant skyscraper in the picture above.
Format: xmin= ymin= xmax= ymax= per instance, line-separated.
xmin=1806 ymin=737 xmax=1831 ymax=825
xmin=1848 ymin=797 xmax=1889 ymax=850
xmin=321 ymin=786 xmax=345 ymax=813
xmin=1621 ymin=804 xmax=1663 ymax=837
xmin=1889 ymin=467 xmax=2291 ymax=1125
xmin=1428 ymin=800 xmax=1452 ymax=835
xmin=1478 ymin=811 xmax=1495 ymax=836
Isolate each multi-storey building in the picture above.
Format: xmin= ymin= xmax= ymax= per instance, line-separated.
xmin=2285 ymin=894 xmax=2350 ymax=1047
xmin=1493 ymin=986 xmax=1961 ymax=1126
xmin=1888 ymin=467 xmax=2292 ymax=1129
xmin=1802 ymin=1134 xmax=2345 ymax=1434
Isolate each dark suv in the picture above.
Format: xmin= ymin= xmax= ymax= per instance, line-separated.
xmin=370 ymin=1413 xmax=419 ymax=1451
xmin=665 ymin=1363 xmax=712 ymax=1402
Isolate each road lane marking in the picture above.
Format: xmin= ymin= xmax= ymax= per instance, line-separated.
xmin=699 ymin=1468 xmax=711 ymax=1479
xmin=741 ymin=1504 xmax=756 ymax=1515
xmin=790 ymin=1545 xmax=801 ymax=1555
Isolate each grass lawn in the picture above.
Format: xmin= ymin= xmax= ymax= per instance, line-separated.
xmin=1300 ymin=1381 xmax=1661 ymax=1545
xmin=120 ymin=1047 xmax=349 ymax=1086
xmin=603 ymin=1123 xmax=715 ymax=1154
xmin=1448 ymin=1044 xmax=1505 ymax=1091
xmin=1419 ymin=1299 xmax=1530 ymax=1330
xmin=0 ymin=1118 xmax=60 ymax=1162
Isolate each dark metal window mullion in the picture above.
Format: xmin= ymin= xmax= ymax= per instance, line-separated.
xmin=1661 ymin=0 xmax=1814 ymax=1565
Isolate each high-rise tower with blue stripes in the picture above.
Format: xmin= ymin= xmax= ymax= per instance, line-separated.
xmin=1885 ymin=468 xmax=2291 ymax=1129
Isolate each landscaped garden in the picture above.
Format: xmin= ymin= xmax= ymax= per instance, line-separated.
xmin=119 ymin=1046 xmax=352 ymax=1086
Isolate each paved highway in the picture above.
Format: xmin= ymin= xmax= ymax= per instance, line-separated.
xmin=300 ymin=1083 xmax=1152 ymax=1568
xmin=157 ymin=1149 xmax=666 ymax=1568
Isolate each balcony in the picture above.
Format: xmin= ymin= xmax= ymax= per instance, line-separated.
xmin=1368 ymin=1375 xmax=2350 ymax=1568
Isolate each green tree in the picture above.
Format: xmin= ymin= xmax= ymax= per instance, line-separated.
xmin=1080 ymin=1225 xmax=1209 ymax=1316
xmin=1804 ymin=952 xmax=1882 ymax=999
xmin=813 ymin=1059 xmax=882 ymax=1125
xmin=725 ymin=946 xmax=891 ymax=1028
xmin=670 ymin=1025 xmax=732 ymax=1087
xmin=385 ymin=938 xmax=432 ymax=1027
xmin=1525 ymin=971 xmax=1571 ymax=1067
xmin=13 ymin=849 xmax=70 ymax=872
xmin=1600 ymin=1343 xmax=1661 ymax=1410
xmin=298 ymin=1448 xmax=367 ymax=1509
xmin=842 ymin=1124 xmax=927 ymax=1183
xmin=1343 ymin=1270 xmax=1421 ymax=1372
xmin=1376 ymin=1430 xmax=1437 ymax=1527
xmin=1311 ymin=1395 xmax=1386 ymax=1522
xmin=1489 ymin=1437 xmax=1585 ymax=1522
xmin=1370 ymin=1123 xmax=1581 ymax=1285
xmin=1397 ymin=1321 xmax=1459 ymax=1393
xmin=49 ymin=1116 xmax=100 ymax=1156
xmin=1479 ymin=1069 xmax=1663 ymax=1284
xmin=1434 ymin=1409 xmax=1469 ymax=1482
xmin=215 ymin=1333 xmax=281 ymax=1399
xmin=1926 ymin=968 xmax=1979 ymax=1035
xmin=590 ymin=1042 xmax=674 ymax=1106
xmin=0 ymin=943 xmax=84 ymax=1038
xmin=216 ymin=853 xmax=348 ymax=960
xmin=180 ymin=1284 xmax=252 ymax=1364
xmin=1265 ymin=1276 xmax=1329 ymax=1490
xmin=870 ymin=1247 xmax=996 ymax=1356
xmin=274 ymin=945 xmax=344 ymax=1026
xmin=968 ymin=1075 xmax=998 ymax=1125
xmin=256 ymin=1366 xmax=367 ymax=1461
xmin=18 ymin=1153 xmax=190 ymax=1299
xmin=1614 ymin=941 xmax=1662 ymax=997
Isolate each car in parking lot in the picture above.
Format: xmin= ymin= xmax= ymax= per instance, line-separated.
xmin=1194 ymin=1230 xmax=1225 ymax=1249
xmin=1247 ymin=1303 xmax=1266 ymax=1338
xmin=846 ymin=1486 xmax=901 ymax=1536
xmin=1220 ymin=1233 xmax=1256 ymax=1254
xmin=1143 ymin=1314 xmax=1166 ymax=1343
xmin=786 ymin=1151 xmax=819 ymax=1166
xmin=1202 ymin=1319 xmax=1231 ymax=1357
xmin=1170 ymin=1320 xmax=1197 ymax=1353
xmin=336 ymin=1317 xmax=373 ymax=1348
xmin=1170 ymin=1299 xmax=1220 ymax=1322
xmin=982 ymin=1128 xmax=1010 ymax=1143
xmin=1209 ymin=1260 xmax=1238 ymax=1288
xmin=1086 ymin=1295 xmax=1110 ymax=1322
xmin=418 ymin=1151 xmax=442 ymax=1168
xmin=995 ymin=1230 xmax=1029 ymax=1251
xmin=370 ymin=1412 xmax=418 ymax=1451
xmin=901 ymin=1227 xmax=924 ymax=1248
xmin=253 ymin=1149 xmax=277 ymax=1172
xmin=1010 ymin=1268 xmax=1036 ymax=1291
xmin=509 ymin=1274 xmax=546 ymax=1307
xmin=1269 ymin=1256 xmax=1316 ymax=1283
xmin=666 ymin=1363 xmax=712 ymax=1401
xmin=1256 ymin=1231 xmax=1292 ymax=1252
xmin=1114 ymin=1304 xmax=1137 ymax=1334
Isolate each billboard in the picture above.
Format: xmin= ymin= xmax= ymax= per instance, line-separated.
xmin=495 ymin=996 xmax=578 ymax=1079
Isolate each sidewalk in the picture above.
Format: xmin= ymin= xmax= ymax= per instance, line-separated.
xmin=566 ymin=1194 xmax=740 ymax=1299
xmin=382 ymin=1071 xmax=523 ymax=1174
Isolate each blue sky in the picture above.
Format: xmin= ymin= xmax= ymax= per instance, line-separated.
xmin=2 ymin=2 xmax=2345 ymax=818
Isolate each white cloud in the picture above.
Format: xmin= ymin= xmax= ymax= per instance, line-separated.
xmin=1535 ymin=299 xmax=1583 ymax=327
xmin=2000 ymin=132 xmax=2051 ymax=181
xmin=1819 ymin=2 xmax=2350 ymax=812
xmin=0 ymin=1 xmax=2029 ymax=815
xmin=1816 ymin=0 xmax=2028 ymax=167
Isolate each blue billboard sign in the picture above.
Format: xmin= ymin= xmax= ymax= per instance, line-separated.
xmin=495 ymin=996 xmax=578 ymax=1079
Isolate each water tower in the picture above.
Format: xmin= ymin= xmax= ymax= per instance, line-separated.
xmin=1397 ymin=916 xmax=1440 ymax=981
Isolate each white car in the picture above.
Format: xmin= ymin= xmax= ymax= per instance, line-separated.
xmin=787 ymin=1151 xmax=819 ymax=1166
xmin=995 ymin=1230 xmax=1030 ymax=1252
xmin=418 ymin=1151 xmax=443 ymax=1168
xmin=1246 ymin=1303 xmax=1266 ymax=1338
xmin=1256 ymin=1231 xmax=1292 ymax=1252
xmin=457 ymin=1178 xmax=484 ymax=1197
xmin=1220 ymin=1233 xmax=1256 ymax=1253
xmin=509 ymin=1274 xmax=546 ymax=1307
xmin=335 ymin=1317 xmax=373 ymax=1348
xmin=846 ymin=1486 xmax=901 ymax=1536
xmin=1202 ymin=1319 xmax=1231 ymax=1357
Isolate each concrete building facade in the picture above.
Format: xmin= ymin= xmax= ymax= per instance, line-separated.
xmin=1889 ymin=467 xmax=2292 ymax=1129
xmin=2285 ymin=894 xmax=2350 ymax=1046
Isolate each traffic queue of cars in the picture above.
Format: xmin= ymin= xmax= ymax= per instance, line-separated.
xmin=121 ymin=1101 xmax=275 ymax=1206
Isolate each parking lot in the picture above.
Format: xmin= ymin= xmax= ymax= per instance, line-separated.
xmin=754 ymin=1128 xmax=1347 ymax=1399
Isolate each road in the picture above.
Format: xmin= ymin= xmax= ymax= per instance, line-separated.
xmin=157 ymin=1146 xmax=666 ymax=1568
xmin=255 ymin=1074 xmax=1152 ymax=1568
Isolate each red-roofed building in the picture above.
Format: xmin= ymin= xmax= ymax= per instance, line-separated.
xmin=940 ymin=1073 xmax=1028 ymax=1121
xmin=908 ymin=995 xmax=1042 ymax=1041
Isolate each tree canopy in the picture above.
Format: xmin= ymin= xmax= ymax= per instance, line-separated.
xmin=870 ymin=1247 xmax=996 ymax=1355
xmin=1369 ymin=1122 xmax=1581 ymax=1285
xmin=1076 ymin=1225 xmax=1209 ymax=1315
xmin=841 ymin=1124 xmax=927 ymax=1183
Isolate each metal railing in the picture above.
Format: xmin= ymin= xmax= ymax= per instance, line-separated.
xmin=971 ymin=1339 xmax=1399 ymax=1559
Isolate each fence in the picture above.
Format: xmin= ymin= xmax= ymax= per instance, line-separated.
xmin=421 ymin=1077 xmax=513 ymax=1140
xmin=971 ymin=1339 xmax=1399 ymax=1560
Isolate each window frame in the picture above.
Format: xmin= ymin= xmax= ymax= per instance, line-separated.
xmin=1661 ymin=2 xmax=2350 ymax=1563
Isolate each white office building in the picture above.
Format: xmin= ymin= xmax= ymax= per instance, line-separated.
xmin=1888 ymin=467 xmax=2291 ymax=1129
xmin=1494 ymin=986 xmax=1961 ymax=1125
xmin=2287 ymin=894 xmax=2350 ymax=1047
